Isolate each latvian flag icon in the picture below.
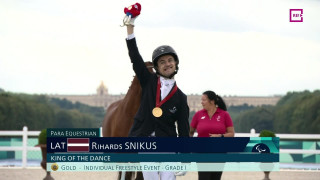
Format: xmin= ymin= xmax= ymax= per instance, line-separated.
xmin=67 ymin=138 xmax=90 ymax=152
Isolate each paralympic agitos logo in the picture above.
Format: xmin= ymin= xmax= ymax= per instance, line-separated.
xmin=252 ymin=143 xmax=270 ymax=153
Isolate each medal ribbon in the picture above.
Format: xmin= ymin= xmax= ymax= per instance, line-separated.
xmin=156 ymin=77 xmax=178 ymax=107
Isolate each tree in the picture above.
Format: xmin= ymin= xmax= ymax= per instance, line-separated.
xmin=236 ymin=106 xmax=275 ymax=133
xmin=54 ymin=110 xmax=74 ymax=128
xmin=274 ymin=90 xmax=320 ymax=133
xmin=0 ymin=92 xmax=103 ymax=130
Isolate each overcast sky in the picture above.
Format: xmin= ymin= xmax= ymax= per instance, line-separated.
xmin=1 ymin=0 xmax=319 ymax=96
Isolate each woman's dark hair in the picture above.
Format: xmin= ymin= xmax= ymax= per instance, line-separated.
xmin=203 ymin=90 xmax=227 ymax=111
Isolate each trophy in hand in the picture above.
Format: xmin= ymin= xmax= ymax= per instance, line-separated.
xmin=121 ymin=3 xmax=141 ymax=27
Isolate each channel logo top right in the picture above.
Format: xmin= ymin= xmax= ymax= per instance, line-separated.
xmin=290 ymin=9 xmax=303 ymax=22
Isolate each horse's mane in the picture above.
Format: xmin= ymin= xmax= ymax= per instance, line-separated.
xmin=102 ymin=61 xmax=154 ymax=137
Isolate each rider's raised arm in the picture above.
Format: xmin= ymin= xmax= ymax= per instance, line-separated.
xmin=124 ymin=3 xmax=151 ymax=87
xmin=126 ymin=25 xmax=151 ymax=87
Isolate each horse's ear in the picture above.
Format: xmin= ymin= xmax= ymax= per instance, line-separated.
xmin=144 ymin=61 xmax=155 ymax=74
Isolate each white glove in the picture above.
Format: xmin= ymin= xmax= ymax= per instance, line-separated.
xmin=175 ymin=171 xmax=187 ymax=176
xmin=122 ymin=15 xmax=136 ymax=26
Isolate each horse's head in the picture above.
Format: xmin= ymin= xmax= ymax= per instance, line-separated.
xmin=128 ymin=61 xmax=155 ymax=91
xmin=145 ymin=61 xmax=155 ymax=74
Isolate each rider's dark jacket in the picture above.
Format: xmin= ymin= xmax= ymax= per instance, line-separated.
xmin=126 ymin=38 xmax=190 ymax=137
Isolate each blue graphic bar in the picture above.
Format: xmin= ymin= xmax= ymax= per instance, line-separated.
xmin=47 ymin=137 xmax=279 ymax=153
xmin=47 ymin=153 xmax=279 ymax=162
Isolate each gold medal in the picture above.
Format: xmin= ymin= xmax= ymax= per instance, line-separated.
xmin=51 ymin=163 xmax=59 ymax=171
xmin=152 ymin=107 xmax=163 ymax=117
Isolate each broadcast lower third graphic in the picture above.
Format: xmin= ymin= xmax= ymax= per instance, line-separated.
xmin=67 ymin=138 xmax=90 ymax=152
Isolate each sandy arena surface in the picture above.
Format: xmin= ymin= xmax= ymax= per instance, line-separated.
xmin=0 ymin=167 xmax=319 ymax=180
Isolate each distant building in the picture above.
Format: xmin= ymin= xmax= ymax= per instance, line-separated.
xmin=187 ymin=94 xmax=281 ymax=112
xmin=49 ymin=82 xmax=281 ymax=112
xmin=49 ymin=81 xmax=125 ymax=109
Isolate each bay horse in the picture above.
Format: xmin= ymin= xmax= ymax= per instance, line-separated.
xmin=102 ymin=62 xmax=154 ymax=180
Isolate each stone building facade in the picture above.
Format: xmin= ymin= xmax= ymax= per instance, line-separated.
xmin=49 ymin=82 xmax=281 ymax=112
xmin=49 ymin=81 xmax=125 ymax=109
xmin=187 ymin=94 xmax=281 ymax=112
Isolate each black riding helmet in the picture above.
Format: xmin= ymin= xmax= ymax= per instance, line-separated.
xmin=152 ymin=45 xmax=179 ymax=78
